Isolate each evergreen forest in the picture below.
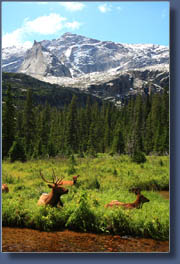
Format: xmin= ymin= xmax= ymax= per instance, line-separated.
xmin=2 ymin=84 xmax=169 ymax=162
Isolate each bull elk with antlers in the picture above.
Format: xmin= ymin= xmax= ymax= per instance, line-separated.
xmin=105 ymin=189 xmax=149 ymax=209
xmin=61 ymin=175 xmax=80 ymax=186
xmin=37 ymin=169 xmax=68 ymax=207
xmin=2 ymin=184 xmax=9 ymax=193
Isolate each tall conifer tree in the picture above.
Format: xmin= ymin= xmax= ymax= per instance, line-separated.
xmin=2 ymin=84 xmax=16 ymax=158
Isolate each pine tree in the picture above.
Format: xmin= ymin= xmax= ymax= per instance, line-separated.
xmin=23 ymin=89 xmax=36 ymax=157
xmin=65 ymin=95 xmax=78 ymax=154
xmin=39 ymin=102 xmax=51 ymax=156
xmin=111 ymin=124 xmax=125 ymax=154
xmin=161 ymin=87 xmax=169 ymax=154
xmin=151 ymin=93 xmax=162 ymax=153
xmin=104 ymin=103 xmax=112 ymax=152
xmin=2 ymin=84 xmax=16 ymax=158
xmin=87 ymin=122 xmax=97 ymax=156
xmin=144 ymin=111 xmax=153 ymax=154
xmin=126 ymin=95 xmax=143 ymax=155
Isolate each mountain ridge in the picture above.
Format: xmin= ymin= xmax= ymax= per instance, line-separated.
xmin=2 ymin=32 xmax=169 ymax=104
xmin=3 ymin=32 xmax=169 ymax=77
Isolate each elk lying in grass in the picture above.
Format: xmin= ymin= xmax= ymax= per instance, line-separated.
xmin=37 ymin=170 xmax=68 ymax=207
xmin=2 ymin=184 xmax=9 ymax=193
xmin=60 ymin=175 xmax=80 ymax=186
xmin=105 ymin=189 xmax=149 ymax=209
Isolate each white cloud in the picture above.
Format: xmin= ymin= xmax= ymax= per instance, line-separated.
xmin=59 ymin=2 xmax=85 ymax=12
xmin=3 ymin=28 xmax=24 ymax=47
xmin=2 ymin=13 xmax=82 ymax=48
xmin=2 ymin=28 xmax=32 ymax=48
xmin=24 ymin=13 xmax=67 ymax=35
xmin=65 ymin=21 xmax=81 ymax=30
xmin=98 ymin=3 xmax=111 ymax=13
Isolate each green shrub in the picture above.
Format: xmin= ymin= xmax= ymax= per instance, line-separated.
xmin=66 ymin=191 xmax=96 ymax=232
xmin=132 ymin=151 xmax=146 ymax=164
xmin=82 ymin=177 xmax=100 ymax=190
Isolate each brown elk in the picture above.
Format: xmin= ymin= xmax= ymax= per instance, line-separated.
xmin=37 ymin=170 xmax=68 ymax=207
xmin=60 ymin=175 xmax=80 ymax=186
xmin=2 ymin=184 xmax=9 ymax=193
xmin=105 ymin=189 xmax=149 ymax=209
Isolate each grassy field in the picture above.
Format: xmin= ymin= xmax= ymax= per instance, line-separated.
xmin=2 ymin=154 xmax=169 ymax=240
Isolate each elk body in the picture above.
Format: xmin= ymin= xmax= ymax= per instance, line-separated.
xmin=37 ymin=170 xmax=68 ymax=207
xmin=105 ymin=190 xmax=149 ymax=209
xmin=2 ymin=184 xmax=9 ymax=193
xmin=60 ymin=175 xmax=80 ymax=186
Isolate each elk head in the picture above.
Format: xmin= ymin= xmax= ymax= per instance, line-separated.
xmin=72 ymin=175 xmax=80 ymax=184
xmin=37 ymin=169 xmax=68 ymax=207
xmin=136 ymin=193 xmax=150 ymax=208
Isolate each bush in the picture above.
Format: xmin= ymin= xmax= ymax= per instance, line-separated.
xmin=132 ymin=151 xmax=146 ymax=164
xmin=66 ymin=191 xmax=96 ymax=232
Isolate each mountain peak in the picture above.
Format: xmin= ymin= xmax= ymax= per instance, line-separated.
xmin=33 ymin=40 xmax=43 ymax=48
xmin=61 ymin=32 xmax=77 ymax=37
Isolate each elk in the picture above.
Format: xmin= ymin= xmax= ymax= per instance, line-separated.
xmin=105 ymin=189 xmax=149 ymax=209
xmin=37 ymin=169 xmax=68 ymax=207
xmin=60 ymin=175 xmax=80 ymax=186
xmin=2 ymin=184 xmax=9 ymax=193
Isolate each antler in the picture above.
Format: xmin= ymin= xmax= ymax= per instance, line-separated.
xmin=52 ymin=169 xmax=64 ymax=185
xmin=40 ymin=170 xmax=54 ymax=184
xmin=52 ymin=169 xmax=57 ymax=184
xmin=56 ymin=176 xmax=64 ymax=185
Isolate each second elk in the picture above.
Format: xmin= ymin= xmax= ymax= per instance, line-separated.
xmin=105 ymin=189 xmax=149 ymax=209
xmin=60 ymin=175 xmax=80 ymax=186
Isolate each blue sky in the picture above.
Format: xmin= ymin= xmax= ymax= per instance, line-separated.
xmin=2 ymin=1 xmax=169 ymax=48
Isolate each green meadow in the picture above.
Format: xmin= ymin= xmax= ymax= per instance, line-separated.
xmin=2 ymin=154 xmax=169 ymax=240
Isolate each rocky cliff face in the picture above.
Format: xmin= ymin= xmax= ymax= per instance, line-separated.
xmin=18 ymin=41 xmax=72 ymax=78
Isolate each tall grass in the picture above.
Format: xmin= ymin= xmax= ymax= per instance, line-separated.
xmin=2 ymin=154 xmax=169 ymax=240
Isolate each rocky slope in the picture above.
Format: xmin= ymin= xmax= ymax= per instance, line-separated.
xmin=40 ymin=32 xmax=169 ymax=77
xmin=2 ymin=45 xmax=27 ymax=73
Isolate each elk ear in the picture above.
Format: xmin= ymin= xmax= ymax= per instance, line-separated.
xmin=48 ymin=184 xmax=53 ymax=188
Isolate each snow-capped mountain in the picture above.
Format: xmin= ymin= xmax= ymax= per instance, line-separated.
xmin=2 ymin=33 xmax=169 ymax=103
xmin=3 ymin=32 xmax=169 ymax=78
xmin=40 ymin=32 xmax=169 ymax=77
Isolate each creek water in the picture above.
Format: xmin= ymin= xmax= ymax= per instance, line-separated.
xmin=158 ymin=191 xmax=169 ymax=200
xmin=2 ymin=227 xmax=169 ymax=253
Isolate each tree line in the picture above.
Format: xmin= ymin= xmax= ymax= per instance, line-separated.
xmin=2 ymin=84 xmax=169 ymax=162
